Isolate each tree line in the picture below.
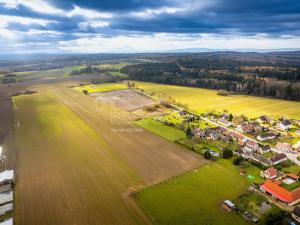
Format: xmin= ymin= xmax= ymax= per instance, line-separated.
xmin=121 ymin=61 xmax=300 ymax=100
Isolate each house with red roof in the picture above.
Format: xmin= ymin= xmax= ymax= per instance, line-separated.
xmin=260 ymin=180 xmax=300 ymax=206
xmin=263 ymin=167 xmax=277 ymax=179
xmin=276 ymin=142 xmax=293 ymax=153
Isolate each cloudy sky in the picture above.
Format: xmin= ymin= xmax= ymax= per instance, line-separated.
xmin=0 ymin=0 xmax=300 ymax=53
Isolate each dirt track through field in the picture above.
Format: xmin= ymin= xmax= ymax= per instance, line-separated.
xmin=14 ymin=84 xmax=205 ymax=225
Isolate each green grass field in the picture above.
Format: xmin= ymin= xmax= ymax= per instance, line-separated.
xmin=107 ymin=71 xmax=127 ymax=77
xmin=137 ymin=163 xmax=249 ymax=225
xmin=74 ymin=83 xmax=127 ymax=93
xmin=134 ymin=118 xmax=185 ymax=142
xmin=135 ymin=81 xmax=300 ymax=119
xmin=95 ymin=62 xmax=129 ymax=70
xmin=64 ymin=65 xmax=85 ymax=75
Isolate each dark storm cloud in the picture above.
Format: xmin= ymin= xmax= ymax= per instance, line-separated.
xmin=1 ymin=0 xmax=300 ymax=36
xmin=48 ymin=0 xmax=170 ymax=11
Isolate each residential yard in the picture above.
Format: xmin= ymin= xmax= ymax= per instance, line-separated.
xmin=218 ymin=158 xmax=264 ymax=184
xmin=73 ymin=82 xmax=127 ymax=93
xmin=234 ymin=192 xmax=280 ymax=225
xmin=136 ymin=163 xmax=249 ymax=225
xmin=134 ymin=81 xmax=300 ymax=119
xmin=157 ymin=113 xmax=214 ymax=131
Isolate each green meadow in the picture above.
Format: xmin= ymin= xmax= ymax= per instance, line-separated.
xmin=95 ymin=62 xmax=129 ymax=70
xmin=134 ymin=118 xmax=185 ymax=142
xmin=137 ymin=163 xmax=248 ymax=225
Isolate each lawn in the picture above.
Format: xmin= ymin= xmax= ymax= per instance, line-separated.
xmin=136 ymin=163 xmax=249 ymax=225
xmin=134 ymin=118 xmax=185 ymax=142
xmin=134 ymin=81 xmax=300 ymax=119
xmin=73 ymin=83 xmax=127 ymax=93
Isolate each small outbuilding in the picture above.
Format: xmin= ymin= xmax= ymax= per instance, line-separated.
xmin=222 ymin=200 xmax=236 ymax=211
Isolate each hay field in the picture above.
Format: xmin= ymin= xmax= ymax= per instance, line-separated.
xmin=13 ymin=85 xmax=203 ymax=225
xmin=135 ymin=82 xmax=300 ymax=119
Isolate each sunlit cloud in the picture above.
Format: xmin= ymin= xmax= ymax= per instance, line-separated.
xmin=57 ymin=33 xmax=300 ymax=53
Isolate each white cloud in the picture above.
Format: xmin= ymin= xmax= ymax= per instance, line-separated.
xmin=131 ymin=0 xmax=214 ymax=18
xmin=131 ymin=7 xmax=184 ymax=18
xmin=0 ymin=15 xmax=53 ymax=40
xmin=57 ymin=33 xmax=300 ymax=53
xmin=67 ymin=5 xmax=113 ymax=19
xmin=0 ymin=15 xmax=51 ymax=27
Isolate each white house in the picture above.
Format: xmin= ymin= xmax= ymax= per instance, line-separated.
xmin=276 ymin=142 xmax=293 ymax=153
xmin=257 ymin=133 xmax=277 ymax=142
xmin=269 ymin=153 xmax=287 ymax=165
xmin=276 ymin=120 xmax=292 ymax=130
xmin=0 ymin=191 xmax=13 ymax=205
xmin=258 ymin=145 xmax=271 ymax=154
xmin=0 ymin=170 xmax=14 ymax=193
xmin=0 ymin=170 xmax=14 ymax=184
xmin=218 ymin=118 xmax=232 ymax=127
xmin=0 ymin=218 xmax=13 ymax=225
xmin=0 ymin=203 xmax=13 ymax=216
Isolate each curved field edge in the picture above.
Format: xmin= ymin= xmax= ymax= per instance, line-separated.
xmin=134 ymin=81 xmax=300 ymax=119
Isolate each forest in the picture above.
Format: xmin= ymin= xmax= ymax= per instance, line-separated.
xmin=121 ymin=56 xmax=300 ymax=100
